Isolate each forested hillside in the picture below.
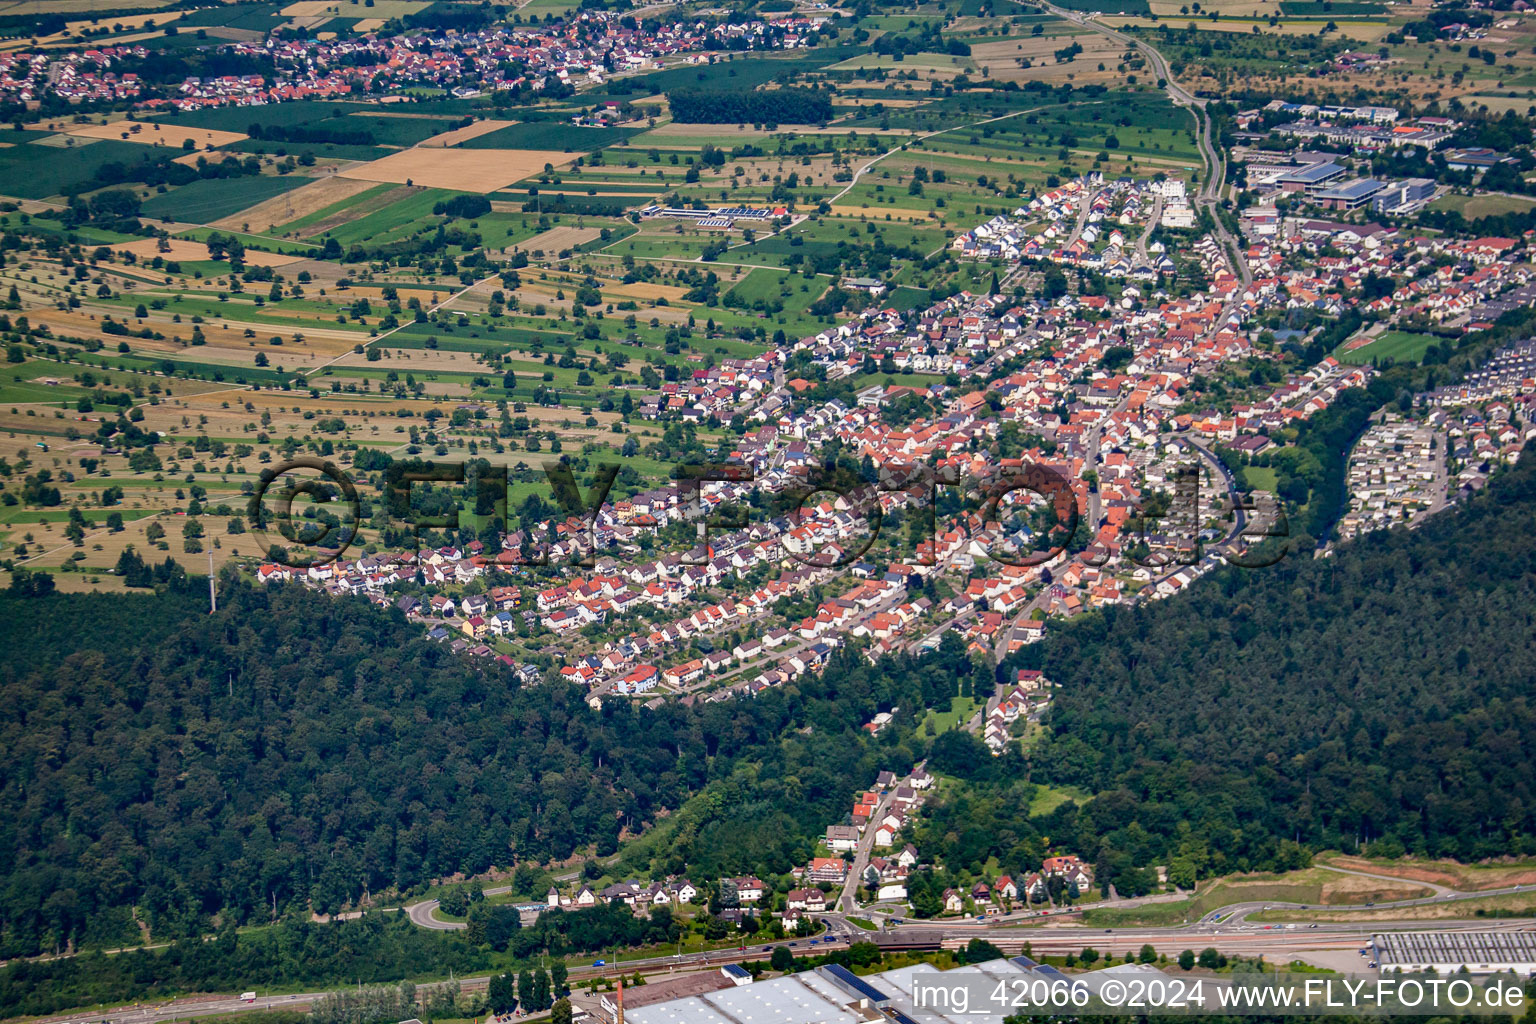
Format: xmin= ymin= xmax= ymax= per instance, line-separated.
xmin=1009 ymin=445 xmax=1536 ymax=886
xmin=0 ymin=581 xmax=973 ymax=960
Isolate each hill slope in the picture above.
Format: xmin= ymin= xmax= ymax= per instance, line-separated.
xmin=1012 ymin=446 xmax=1536 ymax=887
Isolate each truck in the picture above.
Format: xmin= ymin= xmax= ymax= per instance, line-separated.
xmin=241 ymin=993 xmax=257 ymax=1004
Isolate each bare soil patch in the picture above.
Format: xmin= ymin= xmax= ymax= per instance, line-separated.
xmin=1321 ymin=855 xmax=1536 ymax=891
xmin=520 ymin=224 xmax=603 ymax=254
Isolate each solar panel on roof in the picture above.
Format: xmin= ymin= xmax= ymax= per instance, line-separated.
xmin=1012 ymin=954 xmax=1039 ymax=968
xmin=818 ymin=963 xmax=890 ymax=1004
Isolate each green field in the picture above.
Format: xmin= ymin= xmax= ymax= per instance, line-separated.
xmin=313 ymin=187 xmax=461 ymax=247
xmin=1428 ymin=192 xmax=1536 ymax=220
xmin=1280 ymin=0 xmax=1384 ymax=14
xmin=0 ymin=139 xmax=162 ymax=199
xmin=1336 ymin=330 xmax=1442 ymax=366
xmin=1048 ymin=0 xmax=1152 ymax=13
xmin=461 ymin=123 xmax=644 ymax=152
xmin=147 ymin=100 xmax=370 ymax=133
xmin=141 ymin=174 xmax=317 ymax=223
xmin=1028 ymin=783 xmax=1090 ymax=817
xmin=921 ymin=696 xmax=980 ymax=734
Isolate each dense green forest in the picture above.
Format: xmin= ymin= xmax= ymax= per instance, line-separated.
xmin=1006 ymin=444 xmax=1536 ymax=889
xmin=0 ymin=581 xmax=975 ymax=961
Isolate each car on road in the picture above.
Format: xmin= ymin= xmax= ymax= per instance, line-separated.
xmin=592 ymin=960 xmax=606 ymax=967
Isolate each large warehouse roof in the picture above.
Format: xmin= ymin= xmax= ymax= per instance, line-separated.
xmin=1373 ymin=931 xmax=1536 ymax=974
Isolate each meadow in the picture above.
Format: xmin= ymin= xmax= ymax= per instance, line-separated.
xmin=139 ymin=174 xmax=317 ymax=223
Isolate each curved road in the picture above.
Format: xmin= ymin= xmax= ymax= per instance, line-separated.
xmin=1041 ymin=2 xmax=1251 ymax=287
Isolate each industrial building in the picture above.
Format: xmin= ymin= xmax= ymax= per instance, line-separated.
xmin=1372 ymin=931 xmax=1536 ymax=975
xmin=1371 ymin=178 xmax=1437 ymax=215
xmin=620 ymin=956 xmax=1067 ymax=1024
xmin=1313 ymin=178 xmax=1388 ymax=210
xmin=611 ymin=957 xmax=1188 ymax=1024
xmin=1276 ymin=162 xmax=1348 ymax=194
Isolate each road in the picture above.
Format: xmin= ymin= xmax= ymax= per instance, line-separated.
xmin=1042 ymin=3 xmax=1251 ymax=288
xmin=1135 ymin=195 xmax=1162 ymax=265
xmin=834 ymin=773 xmax=915 ymax=913
xmin=33 ymin=901 xmax=1536 ymax=1024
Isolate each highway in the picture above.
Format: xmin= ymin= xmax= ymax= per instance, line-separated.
xmin=1041 ymin=2 xmax=1252 ymax=288
xmin=32 ymin=898 xmax=1536 ymax=1024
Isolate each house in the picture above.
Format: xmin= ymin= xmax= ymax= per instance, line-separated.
xmin=942 ymin=888 xmax=965 ymax=914
xmin=785 ymin=888 xmax=827 ymax=912
xmin=873 ymin=823 xmax=897 ymax=848
xmin=730 ymin=876 xmax=765 ymax=902
xmin=825 ymin=825 xmax=861 ymax=852
xmin=994 ymin=875 xmax=1018 ymax=901
xmin=807 ymin=858 xmax=849 ymax=884
xmin=1042 ymin=855 xmax=1094 ymax=891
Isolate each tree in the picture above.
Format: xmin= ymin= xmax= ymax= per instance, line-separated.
xmin=128 ymin=449 xmax=163 ymax=474
xmin=550 ymin=960 xmax=568 ymax=997
xmin=1139 ymin=944 xmax=1158 ymax=964
xmin=7 ymin=566 xmax=54 ymax=597
xmin=1178 ymin=949 xmax=1196 ymax=971
xmin=770 ymin=945 xmax=795 ymax=972
xmin=551 ymin=999 xmax=573 ymax=1024
xmin=516 ymin=968 xmax=534 ymax=1011
xmin=116 ymin=546 xmax=153 ymax=588
xmin=487 ymin=973 xmax=516 ymax=1014
xmin=1198 ymin=948 xmax=1224 ymax=970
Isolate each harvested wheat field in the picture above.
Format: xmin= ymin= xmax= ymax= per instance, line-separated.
xmin=214 ymin=174 xmax=379 ymax=230
xmin=111 ymin=238 xmax=309 ymax=267
xmin=338 ymin=148 xmax=571 ymax=192
xmin=421 ymin=119 xmax=519 ymax=147
xmin=609 ymin=281 xmax=690 ymax=303
xmin=827 ymin=205 xmax=934 ymax=222
xmin=67 ymin=119 xmax=248 ymax=148
xmin=519 ymin=225 xmax=603 ymax=253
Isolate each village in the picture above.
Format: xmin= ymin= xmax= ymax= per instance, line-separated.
xmin=0 ymin=9 xmax=822 ymax=110
xmin=518 ymin=753 xmax=1105 ymax=932
xmin=252 ymin=158 xmax=1536 ymax=713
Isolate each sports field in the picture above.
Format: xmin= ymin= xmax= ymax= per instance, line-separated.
xmin=1336 ymin=331 xmax=1442 ymax=365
